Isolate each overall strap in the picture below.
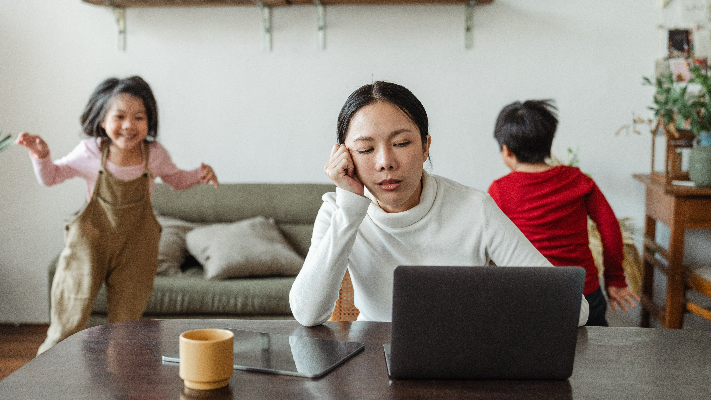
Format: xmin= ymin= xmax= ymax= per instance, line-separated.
xmin=100 ymin=138 xmax=110 ymax=171
xmin=143 ymin=141 xmax=151 ymax=173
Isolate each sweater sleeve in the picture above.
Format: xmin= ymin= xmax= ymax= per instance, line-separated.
xmin=586 ymin=183 xmax=626 ymax=289
xmin=289 ymin=188 xmax=371 ymax=327
xmin=149 ymin=142 xmax=202 ymax=190
xmin=29 ymin=141 xmax=98 ymax=187
xmin=482 ymin=195 xmax=589 ymax=326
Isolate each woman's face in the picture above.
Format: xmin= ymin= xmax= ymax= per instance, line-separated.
xmin=345 ymin=101 xmax=430 ymax=213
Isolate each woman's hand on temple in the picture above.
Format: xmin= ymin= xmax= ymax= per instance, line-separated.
xmin=324 ymin=144 xmax=364 ymax=197
xmin=15 ymin=132 xmax=50 ymax=159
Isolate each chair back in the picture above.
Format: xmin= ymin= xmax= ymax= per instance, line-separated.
xmin=329 ymin=269 xmax=360 ymax=321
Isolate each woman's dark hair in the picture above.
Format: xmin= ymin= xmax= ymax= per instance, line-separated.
xmin=80 ymin=76 xmax=158 ymax=140
xmin=336 ymin=81 xmax=429 ymax=146
xmin=493 ymin=99 xmax=558 ymax=164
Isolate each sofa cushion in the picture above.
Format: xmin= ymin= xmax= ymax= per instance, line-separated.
xmin=278 ymin=223 xmax=316 ymax=258
xmin=156 ymin=214 xmax=199 ymax=276
xmin=186 ymin=216 xmax=304 ymax=280
xmin=92 ymin=267 xmax=295 ymax=316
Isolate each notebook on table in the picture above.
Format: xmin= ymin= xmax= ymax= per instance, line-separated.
xmin=384 ymin=265 xmax=585 ymax=380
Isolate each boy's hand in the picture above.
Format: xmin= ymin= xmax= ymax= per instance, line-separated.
xmin=606 ymin=286 xmax=640 ymax=312
xmin=200 ymin=163 xmax=219 ymax=188
xmin=324 ymin=144 xmax=364 ymax=197
xmin=15 ymin=132 xmax=50 ymax=159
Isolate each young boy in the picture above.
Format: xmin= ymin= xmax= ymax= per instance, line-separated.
xmin=487 ymin=99 xmax=639 ymax=326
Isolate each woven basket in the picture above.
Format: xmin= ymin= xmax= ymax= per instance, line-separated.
xmin=328 ymin=269 xmax=360 ymax=321
xmin=588 ymin=217 xmax=643 ymax=295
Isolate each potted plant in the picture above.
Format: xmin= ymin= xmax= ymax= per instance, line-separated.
xmin=643 ymin=65 xmax=711 ymax=187
xmin=687 ymin=65 xmax=711 ymax=187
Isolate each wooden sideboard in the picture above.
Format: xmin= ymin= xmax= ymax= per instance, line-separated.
xmin=634 ymin=174 xmax=711 ymax=328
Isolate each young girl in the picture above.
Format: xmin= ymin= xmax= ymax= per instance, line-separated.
xmin=289 ymin=81 xmax=589 ymax=327
xmin=16 ymin=76 xmax=219 ymax=354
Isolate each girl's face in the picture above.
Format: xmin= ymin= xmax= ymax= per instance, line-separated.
xmin=101 ymin=93 xmax=148 ymax=151
xmin=345 ymin=101 xmax=430 ymax=213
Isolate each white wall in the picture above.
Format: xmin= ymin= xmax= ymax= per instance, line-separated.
xmin=0 ymin=0 xmax=660 ymax=323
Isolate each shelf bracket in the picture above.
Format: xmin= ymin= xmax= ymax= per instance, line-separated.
xmin=103 ymin=2 xmax=126 ymax=51
xmin=316 ymin=0 xmax=326 ymax=50
xmin=115 ymin=7 xmax=126 ymax=51
xmin=258 ymin=2 xmax=272 ymax=52
xmin=465 ymin=0 xmax=477 ymax=50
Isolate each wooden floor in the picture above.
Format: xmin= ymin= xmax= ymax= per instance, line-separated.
xmin=0 ymin=324 xmax=47 ymax=382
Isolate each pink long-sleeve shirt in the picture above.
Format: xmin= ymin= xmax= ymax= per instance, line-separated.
xmin=31 ymin=138 xmax=202 ymax=201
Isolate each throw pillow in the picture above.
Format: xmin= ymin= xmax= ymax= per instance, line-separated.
xmin=185 ymin=216 xmax=305 ymax=280
xmin=156 ymin=214 xmax=198 ymax=276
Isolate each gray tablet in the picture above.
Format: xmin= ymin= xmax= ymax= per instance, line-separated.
xmin=162 ymin=329 xmax=364 ymax=378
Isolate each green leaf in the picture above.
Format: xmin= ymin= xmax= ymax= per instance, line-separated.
xmin=0 ymin=133 xmax=14 ymax=152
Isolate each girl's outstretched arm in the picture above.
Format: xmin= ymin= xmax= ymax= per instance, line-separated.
xmin=151 ymin=142 xmax=214 ymax=190
xmin=15 ymin=132 xmax=50 ymax=159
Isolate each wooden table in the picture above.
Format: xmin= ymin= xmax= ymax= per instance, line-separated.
xmin=1 ymin=319 xmax=710 ymax=399
xmin=633 ymin=174 xmax=711 ymax=328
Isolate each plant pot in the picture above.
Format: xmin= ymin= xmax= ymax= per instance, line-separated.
xmin=700 ymin=131 xmax=711 ymax=146
xmin=689 ymin=144 xmax=711 ymax=187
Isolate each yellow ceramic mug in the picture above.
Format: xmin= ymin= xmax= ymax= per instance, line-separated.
xmin=179 ymin=329 xmax=234 ymax=390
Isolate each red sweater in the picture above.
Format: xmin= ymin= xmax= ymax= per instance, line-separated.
xmin=488 ymin=166 xmax=626 ymax=295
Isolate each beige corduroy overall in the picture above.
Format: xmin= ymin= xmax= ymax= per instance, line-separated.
xmin=38 ymin=141 xmax=161 ymax=354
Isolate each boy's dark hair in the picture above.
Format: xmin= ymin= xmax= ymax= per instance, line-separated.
xmin=337 ymin=81 xmax=429 ymax=146
xmin=80 ymin=76 xmax=158 ymax=140
xmin=493 ymin=99 xmax=558 ymax=164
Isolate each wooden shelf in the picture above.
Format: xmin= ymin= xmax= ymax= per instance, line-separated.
xmin=83 ymin=0 xmax=494 ymax=51
xmin=84 ymin=0 xmax=494 ymax=7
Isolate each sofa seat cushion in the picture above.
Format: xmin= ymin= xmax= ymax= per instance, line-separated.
xmin=92 ymin=267 xmax=295 ymax=316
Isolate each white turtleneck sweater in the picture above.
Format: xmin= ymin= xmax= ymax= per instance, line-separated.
xmin=289 ymin=172 xmax=589 ymax=327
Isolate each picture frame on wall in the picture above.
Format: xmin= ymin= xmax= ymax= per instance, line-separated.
xmin=669 ymin=29 xmax=693 ymax=59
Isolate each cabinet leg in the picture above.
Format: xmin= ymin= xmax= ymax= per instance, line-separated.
xmin=665 ymin=220 xmax=686 ymax=329
xmin=640 ymin=216 xmax=656 ymax=328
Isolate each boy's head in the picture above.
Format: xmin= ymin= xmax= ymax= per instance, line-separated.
xmin=493 ymin=99 xmax=558 ymax=164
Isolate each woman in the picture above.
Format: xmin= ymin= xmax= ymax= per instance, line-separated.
xmin=289 ymin=81 xmax=589 ymax=327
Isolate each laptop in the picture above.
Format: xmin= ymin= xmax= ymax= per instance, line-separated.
xmin=384 ymin=265 xmax=585 ymax=380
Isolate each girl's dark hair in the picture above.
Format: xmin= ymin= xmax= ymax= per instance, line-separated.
xmin=493 ymin=99 xmax=558 ymax=164
xmin=336 ymin=81 xmax=429 ymax=145
xmin=80 ymin=76 xmax=158 ymax=140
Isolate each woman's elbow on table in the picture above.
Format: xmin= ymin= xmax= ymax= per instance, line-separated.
xmin=289 ymin=294 xmax=331 ymax=327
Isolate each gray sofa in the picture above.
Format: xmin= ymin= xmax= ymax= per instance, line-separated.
xmin=47 ymin=182 xmax=335 ymax=326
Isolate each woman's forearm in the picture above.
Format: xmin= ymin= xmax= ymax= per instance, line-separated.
xmin=289 ymin=189 xmax=370 ymax=326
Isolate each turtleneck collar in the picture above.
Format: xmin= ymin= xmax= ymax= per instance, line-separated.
xmin=363 ymin=170 xmax=437 ymax=230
